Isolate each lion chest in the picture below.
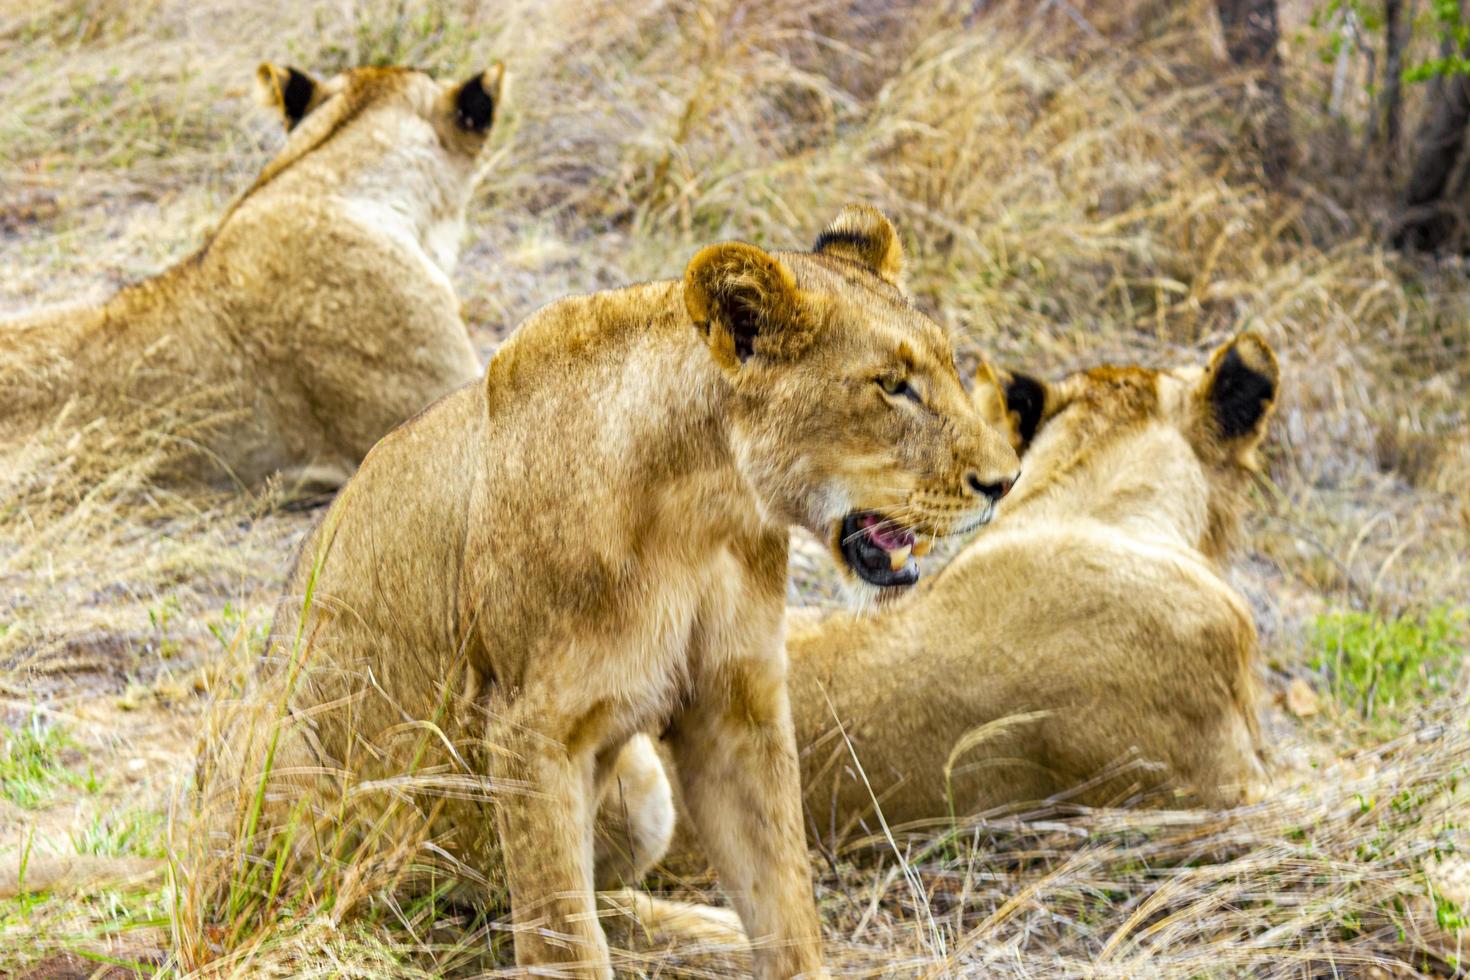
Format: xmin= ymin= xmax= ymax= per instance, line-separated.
xmin=468 ymin=533 xmax=782 ymax=753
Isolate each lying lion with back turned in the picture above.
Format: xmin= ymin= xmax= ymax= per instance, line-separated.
xmin=785 ymin=334 xmax=1278 ymax=847
xmin=1 ymin=62 xmax=499 ymax=491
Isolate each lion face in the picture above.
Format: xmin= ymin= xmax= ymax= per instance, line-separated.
xmin=973 ymin=332 xmax=1280 ymax=560
xmin=683 ymin=206 xmax=1021 ymax=594
xmin=254 ymin=61 xmax=504 ymax=160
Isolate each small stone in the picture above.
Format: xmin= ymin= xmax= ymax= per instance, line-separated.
xmin=1284 ymin=678 xmax=1319 ymax=718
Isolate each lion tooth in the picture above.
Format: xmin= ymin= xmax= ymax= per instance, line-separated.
xmin=912 ymin=537 xmax=932 ymax=558
xmin=888 ymin=544 xmax=913 ymax=571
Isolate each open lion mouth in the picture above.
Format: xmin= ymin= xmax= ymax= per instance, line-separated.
xmin=838 ymin=511 xmax=928 ymax=588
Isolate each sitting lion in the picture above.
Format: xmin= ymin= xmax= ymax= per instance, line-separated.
xmin=194 ymin=206 xmax=1021 ymax=977
xmin=0 ymin=62 xmax=500 ymax=491
xmin=787 ymin=334 xmax=1278 ymax=849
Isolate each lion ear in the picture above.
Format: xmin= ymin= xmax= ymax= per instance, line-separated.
xmin=684 ymin=242 xmax=809 ymax=373
xmin=812 ymin=205 xmax=904 ymax=285
xmin=1198 ymin=331 xmax=1278 ymax=463
xmin=256 ymin=63 xmax=323 ymax=130
xmin=451 ymin=63 xmax=503 ymax=133
xmin=974 ymin=362 xmax=1049 ymax=453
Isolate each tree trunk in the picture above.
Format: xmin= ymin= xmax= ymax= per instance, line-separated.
xmin=1216 ymin=0 xmax=1293 ymax=184
xmin=1397 ymin=12 xmax=1470 ymax=251
xmin=1380 ymin=0 xmax=1406 ymax=157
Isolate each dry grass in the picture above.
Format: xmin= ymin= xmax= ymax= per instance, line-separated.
xmin=1 ymin=0 xmax=1467 ymax=975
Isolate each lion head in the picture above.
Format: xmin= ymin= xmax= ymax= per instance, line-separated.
xmin=239 ymin=62 xmax=504 ymax=252
xmin=682 ymin=205 xmax=1021 ymax=596
xmin=255 ymin=60 xmax=503 ymax=147
xmin=973 ymin=332 xmax=1280 ymax=561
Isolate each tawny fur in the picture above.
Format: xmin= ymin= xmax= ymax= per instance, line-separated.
xmin=195 ymin=206 xmax=1020 ymax=979
xmin=782 ymin=334 xmax=1279 ymax=850
xmin=0 ymin=63 xmax=500 ymax=491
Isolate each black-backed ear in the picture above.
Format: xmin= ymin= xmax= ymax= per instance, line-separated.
xmin=255 ymin=63 xmax=322 ymax=130
xmin=684 ymin=242 xmax=809 ymax=373
xmin=812 ymin=204 xmax=904 ymax=285
xmin=974 ymin=362 xmax=1050 ymax=452
xmin=1004 ymin=372 xmax=1048 ymax=449
xmin=1199 ymin=331 xmax=1279 ymax=456
xmin=453 ymin=63 xmax=504 ymax=133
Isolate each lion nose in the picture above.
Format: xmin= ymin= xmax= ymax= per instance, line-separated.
xmin=966 ymin=471 xmax=1016 ymax=502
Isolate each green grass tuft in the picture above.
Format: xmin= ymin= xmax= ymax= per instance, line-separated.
xmin=69 ymin=807 xmax=167 ymax=860
xmin=0 ymin=715 xmax=95 ymax=809
xmin=1310 ymin=605 xmax=1467 ymax=735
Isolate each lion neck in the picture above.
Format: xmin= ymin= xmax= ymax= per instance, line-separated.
xmin=999 ymin=422 xmax=1211 ymax=554
xmin=484 ymin=281 xmax=775 ymax=539
xmin=231 ymin=109 xmax=476 ymax=276
xmin=332 ymin=123 xmax=475 ymax=275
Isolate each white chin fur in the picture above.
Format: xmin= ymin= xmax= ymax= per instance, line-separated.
xmin=836 ymin=576 xmax=883 ymax=614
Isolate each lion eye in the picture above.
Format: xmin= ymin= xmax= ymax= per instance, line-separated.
xmin=877 ymin=376 xmax=921 ymax=404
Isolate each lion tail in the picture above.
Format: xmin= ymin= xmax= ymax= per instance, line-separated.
xmin=598 ymin=888 xmax=747 ymax=946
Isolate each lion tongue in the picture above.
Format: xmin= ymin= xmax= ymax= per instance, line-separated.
xmin=863 ymin=519 xmax=914 ymax=552
xmin=862 ymin=518 xmax=916 ymax=570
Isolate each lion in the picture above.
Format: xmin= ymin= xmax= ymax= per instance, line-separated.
xmin=191 ymin=205 xmax=1020 ymax=978
xmin=0 ymin=62 xmax=500 ymax=491
xmin=786 ymin=333 xmax=1279 ymax=849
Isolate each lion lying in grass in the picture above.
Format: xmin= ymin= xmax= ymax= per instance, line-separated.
xmin=0 ymin=62 xmax=498 ymax=492
xmin=786 ymin=334 xmax=1278 ymax=848
xmin=194 ymin=206 xmax=1020 ymax=978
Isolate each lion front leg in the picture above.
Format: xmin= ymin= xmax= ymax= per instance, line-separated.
xmin=487 ymin=711 xmax=610 ymax=979
xmin=667 ymin=650 xmax=825 ymax=979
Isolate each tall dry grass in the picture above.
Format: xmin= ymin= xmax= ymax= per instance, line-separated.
xmin=1 ymin=0 xmax=1466 ymax=975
